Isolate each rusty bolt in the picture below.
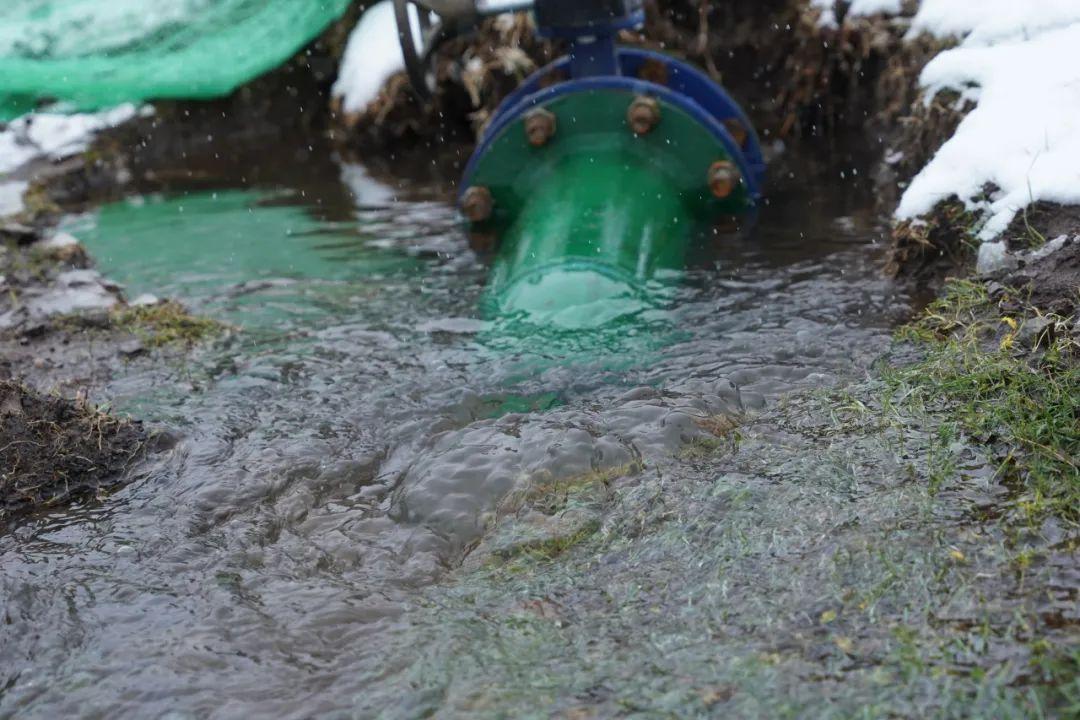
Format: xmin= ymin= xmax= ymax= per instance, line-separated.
xmin=627 ymin=95 xmax=661 ymax=135
xmin=523 ymin=108 xmax=557 ymax=147
xmin=723 ymin=117 xmax=748 ymax=148
xmin=708 ymin=160 xmax=741 ymax=199
xmin=460 ymin=186 xmax=493 ymax=223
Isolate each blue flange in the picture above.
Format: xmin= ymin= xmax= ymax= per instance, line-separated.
xmin=460 ymin=48 xmax=764 ymax=203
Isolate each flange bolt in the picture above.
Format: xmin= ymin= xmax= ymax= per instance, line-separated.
xmin=523 ymin=108 xmax=557 ymax=147
xmin=627 ymin=96 xmax=661 ymax=136
xmin=461 ymin=186 xmax=493 ymax=223
xmin=708 ymin=160 xmax=741 ymax=199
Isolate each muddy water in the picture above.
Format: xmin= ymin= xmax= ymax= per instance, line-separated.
xmin=0 ymin=146 xmax=928 ymax=717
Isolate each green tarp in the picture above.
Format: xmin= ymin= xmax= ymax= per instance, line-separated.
xmin=0 ymin=0 xmax=352 ymax=121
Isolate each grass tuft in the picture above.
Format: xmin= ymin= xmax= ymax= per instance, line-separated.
xmin=496 ymin=519 xmax=602 ymax=567
xmin=886 ymin=280 xmax=1079 ymax=522
xmin=1 ymin=380 xmax=145 ymax=525
xmin=112 ymin=300 xmax=226 ymax=347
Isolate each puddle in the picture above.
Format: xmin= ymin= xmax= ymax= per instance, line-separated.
xmin=0 ymin=142 xmax=936 ymax=717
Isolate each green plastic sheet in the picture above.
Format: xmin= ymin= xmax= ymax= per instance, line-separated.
xmin=0 ymin=0 xmax=352 ymax=121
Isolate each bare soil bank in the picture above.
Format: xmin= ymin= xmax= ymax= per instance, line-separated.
xmin=0 ymin=379 xmax=146 ymax=528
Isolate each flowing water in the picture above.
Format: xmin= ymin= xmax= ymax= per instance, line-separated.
xmin=5 ymin=142 xmax=1014 ymax=718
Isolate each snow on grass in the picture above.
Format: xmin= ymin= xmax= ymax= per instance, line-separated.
xmin=0 ymin=103 xmax=139 ymax=175
xmin=331 ymin=0 xmax=406 ymax=115
xmin=897 ymin=2 xmax=1080 ymax=240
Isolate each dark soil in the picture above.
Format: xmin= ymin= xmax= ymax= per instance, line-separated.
xmin=1004 ymin=202 xmax=1080 ymax=251
xmin=995 ymin=203 xmax=1080 ymax=317
xmin=884 ymin=199 xmax=1080 ymax=311
xmin=1002 ymin=237 xmax=1080 ymax=318
xmin=0 ymin=379 xmax=145 ymax=528
xmin=885 ymin=199 xmax=976 ymax=280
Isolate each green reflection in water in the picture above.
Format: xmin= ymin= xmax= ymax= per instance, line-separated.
xmin=65 ymin=185 xmax=697 ymax=409
xmin=62 ymin=189 xmax=424 ymax=330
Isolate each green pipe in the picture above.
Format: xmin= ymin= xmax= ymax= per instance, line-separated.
xmin=482 ymin=148 xmax=689 ymax=328
xmin=467 ymin=89 xmax=750 ymax=328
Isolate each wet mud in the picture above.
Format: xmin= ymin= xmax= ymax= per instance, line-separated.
xmin=1000 ymin=206 xmax=1080 ymax=316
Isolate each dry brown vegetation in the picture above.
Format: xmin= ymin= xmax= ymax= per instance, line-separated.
xmin=1 ymin=380 xmax=145 ymax=526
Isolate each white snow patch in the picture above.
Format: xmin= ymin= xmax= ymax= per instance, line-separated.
xmin=0 ymin=268 xmax=122 ymax=330
xmin=975 ymin=241 xmax=1013 ymax=274
xmin=897 ymin=3 xmax=1080 ymax=240
xmin=414 ymin=317 xmax=490 ymax=334
xmin=849 ymin=0 xmax=902 ymax=15
xmin=908 ymin=1 xmax=1080 ymax=46
xmin=130 ymin=293 xmax=161 ymax=307
xmin=38 ymin=232 xmax=80 ymax=249
xmin=812 ymin=0 xmax=902 ymax=27
xmin=331 ymin=0 xmax=407 ymax=115
xmin=30 ymin=270 xmax=120 ymax=317
xmin=340 ymin=162 xmax=397 ymax=205
xmin=0 ymin=104 xmax=139 ymax=175
xmin=0 ymin=180 xmax=28 ymax=217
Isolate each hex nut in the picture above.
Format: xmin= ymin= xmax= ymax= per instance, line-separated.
xmin=461 ymin=186 xmax=494 ymax=222
xmin=523 ymin=108 xmax=557 ymax=147
xmin=708 ymin=160 xmax=741 ymax=199
xmin=627 ymin=95 xmax=661 ymax=136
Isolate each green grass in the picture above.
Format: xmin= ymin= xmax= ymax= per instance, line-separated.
xmin=494 ymin=518 xmax=602 ymax=567
xmin=478 ymin=462 xmax=642 ymax=569
xmin=1020 ymin=204 xmax=1048 ymax=249
xmin=886 ymin=280 xmax=1079 ymax=523
xmin=677 ymin=435 xmax=726 ymax=460
xmin=504 ymin=461 xmax=641 ymax=516
xmin=112 ymin=300 xmax=226 ymax=347
xmin=1028 ymin=643 xmax=1080 ymax=716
